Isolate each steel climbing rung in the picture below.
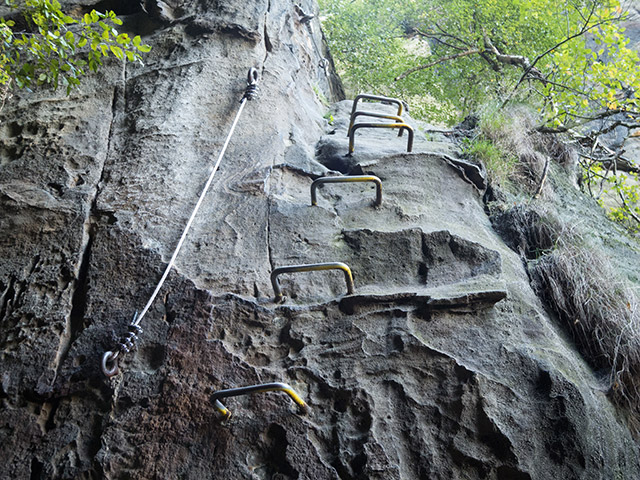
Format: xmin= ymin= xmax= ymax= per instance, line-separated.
xmin=350 ymin=94 xmax=404 ymax=122
xmin=347 ymin=111 xmax=406 ymax=138
xmin=211 ymin=382 xmax=308 ymax=420
xmin=348 ymin=122 xmax=414 ymax=155
xmin=311 ymin=175 xmax=382 ymax=207
xmin=271 ymin=262 xmax=355 ymax=302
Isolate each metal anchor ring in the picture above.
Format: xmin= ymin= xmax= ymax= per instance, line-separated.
xmin=247 ymin=67 xmax=259 ymax=86
xmin=348 ymin=122 xmax=414 ymax=155
xmin=311 ymin=175 xmax=382 ymax=207
xmin=243 ymin=67 xmax=260 ymax=101
xmin=101 ymin=351 xmax=120 ymax=378
xmin=211 ymin=382 xmax=308 ymax=420
xmin=271 ymin=262 xmax=355 ymax=303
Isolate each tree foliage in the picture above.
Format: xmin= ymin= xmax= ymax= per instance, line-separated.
xmin=321 ymin=0 xmax=632 ymax=123
xmin=320 ymin=0 xmax=640 ymax=231
xmin=0 ymin=0 xmax=150 ymax=95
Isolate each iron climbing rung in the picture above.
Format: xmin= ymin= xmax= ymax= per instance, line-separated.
xmin=348 ymin=122 xmax=414 ymax=155
xmin=348 ymin=111 xmax=406 ymax=138
xmin=311 ymin=175 xmax=382 ymax=207
xmin=349 ymin=94 xmax=404 ymax=126
xmin=347 ymin=93 xmax=413 ymax=155
xmin=211 ymin=382 xmax=308 ymax=420
xmin=271 ymin=262 xmax=355 ymax=302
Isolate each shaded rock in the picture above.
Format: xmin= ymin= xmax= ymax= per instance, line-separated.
xmin=0 ymin=0 xmax=639 ymax=479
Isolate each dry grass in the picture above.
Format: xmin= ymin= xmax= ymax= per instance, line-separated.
xmin=476 ymin=104 xmax=577 ymax=194
xmin=531 ymin=242 xmax=640 ymax=431
xmin=479 ymin=105 xmax=547 ymax=191
xmin=492 ymin=199 xmax=640 ymax=431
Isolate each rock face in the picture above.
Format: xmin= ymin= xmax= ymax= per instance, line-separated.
xmin=0 ymin=1 xmax=638 ymax=479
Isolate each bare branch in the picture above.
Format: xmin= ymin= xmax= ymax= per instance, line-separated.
xmin=533 ymin=156 xmax=550 ymax=198
xmin=598 ymin=120 xmax=640 ymax=136
xmin=537 ymin=125 xmax=571 ymax=133
xmin=506 ymin=9 xmax=622 ymax=102
xmin=413 ymin=28 xmax=467 ymax=51
xmin=394 ymin=48 xmax=481 ymax=81
xmin=433 ymin=22 xmax=473 ymax=47
xmin=616 ymin=184 xmax=640 ymax=225
xmin=484 ymin=36 xmax=531 ymax=69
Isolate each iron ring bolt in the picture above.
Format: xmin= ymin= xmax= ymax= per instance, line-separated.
xmin=295 ymin=4 xmax=315 ymax=24
xmin=102 ymin=350 xmax=120 ymax=377
xmin=243 ymin=67 xmax=260 ymax=101
xmin=102 ymin=312 xmax=142 ymax=378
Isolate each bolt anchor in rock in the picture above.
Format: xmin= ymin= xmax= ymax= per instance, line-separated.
xmin=101 ymin=312 xmax=142 ymax=378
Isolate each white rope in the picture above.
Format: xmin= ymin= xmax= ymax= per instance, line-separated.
xmin=133 ymin=97 xmax=248 ymax=327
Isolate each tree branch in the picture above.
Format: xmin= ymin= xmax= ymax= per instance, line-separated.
xmin=483 ymin=35 xmax=531 ymax=69
xmin=394 ymin=48 xmax=481 ymax=81
xmin=598 ymin=120 xmax=640 ymax=136
xmin=413 ymin=28 xmax=467 ymax=51
xmin=505 ymin=7 xmax=622 ymax=103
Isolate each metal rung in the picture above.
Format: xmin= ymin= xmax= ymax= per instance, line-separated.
xmin=271 ymin=262 xmax=355 ymax=302
xmin=311 ymin=175 xmax=382 ymax=207
xmin=348 ymin=122 xmax=414 ymax=155
xmin=350 ymin=94 xmax=404 ymax=122
xmin=348 ymin=111 xmax=406 ymax=138
xmin=212 ymin=382 xmax=308 ymax=420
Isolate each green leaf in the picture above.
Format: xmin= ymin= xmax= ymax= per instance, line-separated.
xmin=0 ymin=0 xmax=151 ymax=95
xmin=110 ymin=45 xmax=123 ymax=60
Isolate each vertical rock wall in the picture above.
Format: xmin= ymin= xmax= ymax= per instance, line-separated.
xmin=0 ymin=1 xmax=638 ymax=479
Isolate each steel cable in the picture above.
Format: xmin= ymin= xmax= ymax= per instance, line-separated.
xmin=102 ymin=68 xmax=259 ymax=377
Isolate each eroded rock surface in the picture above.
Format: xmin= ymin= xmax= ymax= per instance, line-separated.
xmin=0 ymin=1 xmax=638 ymax=479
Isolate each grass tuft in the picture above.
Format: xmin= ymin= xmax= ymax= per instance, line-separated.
xmin=531 ymin=243 xmax=640 ymax=432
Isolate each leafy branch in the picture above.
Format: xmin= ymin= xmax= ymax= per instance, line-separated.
xmin=0 ymin=0 xmax=151 ymax=95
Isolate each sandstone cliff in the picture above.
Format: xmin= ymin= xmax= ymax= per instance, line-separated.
xmin=0 ymin=1 xmax=639 ymax=479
